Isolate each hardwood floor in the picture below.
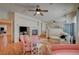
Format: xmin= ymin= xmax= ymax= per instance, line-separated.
xmin=0 ymin=42 xmax=23 ymax=55
xmin=0 ymin=36 xmax=69 ymax=55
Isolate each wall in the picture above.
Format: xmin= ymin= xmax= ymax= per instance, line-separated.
xmin=46 ymin=16 xmax=65 ymax=38
xmin=0 ymin=10 xmax=8 ymax=19
xmin=48 ymin=28 xmax=63 ymax=37
xmin=41 ymin=22 xmax=46 ymax=33
xmin=14 ymin=12 xmax=42 ymax=43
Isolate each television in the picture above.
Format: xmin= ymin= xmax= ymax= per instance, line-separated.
xmin=32 ymin=30 xmax=38 ymax=35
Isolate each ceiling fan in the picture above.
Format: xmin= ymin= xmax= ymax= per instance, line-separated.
xmin=28 ymin=5 xmax=48 ymax=16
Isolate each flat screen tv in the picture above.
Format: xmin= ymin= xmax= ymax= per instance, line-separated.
xmin=32 ymin=30 xmax=38 ymax=35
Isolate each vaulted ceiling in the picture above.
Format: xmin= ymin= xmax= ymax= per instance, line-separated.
xmin=0 ymin=3 xmax=79 ymax=22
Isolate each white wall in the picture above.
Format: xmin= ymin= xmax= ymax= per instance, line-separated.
xmin=46 ymin=16 xmax=65 ymax=38
xmin=41 ymin=22 xmax=46 ymax=33
xmin=0 ymin=10 xmax=8 ymax=19
xmin=14 ymin=12 xmax=42 ymax=43
xmin=49 ymin=28 xmax=63 ymax=37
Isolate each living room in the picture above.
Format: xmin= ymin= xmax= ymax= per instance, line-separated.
xmin=0 ymin=3 xmax=79 ymax=55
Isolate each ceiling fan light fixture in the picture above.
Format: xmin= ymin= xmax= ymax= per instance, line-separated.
xmin=28 ymin=5 xmax=48 ymax=16
xmin=36 ymin=11 xmax=40 ymax=14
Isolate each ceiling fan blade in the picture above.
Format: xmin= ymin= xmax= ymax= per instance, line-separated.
xmin=28 ymin=10 xmax=36 ymax=11
xmin=40 ymin=10 xmax=48 ymax=12
xmin=40 ymin=12 xmax=43 ymax=16
xmin=33 ymin=12 xmax=37 ymax=16
xmin=36 ymin=5 xmax=40 ymax=8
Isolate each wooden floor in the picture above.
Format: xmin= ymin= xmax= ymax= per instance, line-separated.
xmin=0 ymin=37 xmax=69 ymax=55
xmin=0 ymin=42 xmax=23 ymax=55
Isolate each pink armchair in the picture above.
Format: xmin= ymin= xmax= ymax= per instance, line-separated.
xmin=20 ymin=35 xmax=31 ymax=54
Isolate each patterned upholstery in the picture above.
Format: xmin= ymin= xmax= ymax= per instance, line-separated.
xmin=20 ymin=35 xmax=31 ymax=54
xmin=31 ymin=35 xmax=40 ymax=54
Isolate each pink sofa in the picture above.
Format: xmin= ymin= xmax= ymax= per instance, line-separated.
xmin=49 ymin=44 xmax=79 ymax=55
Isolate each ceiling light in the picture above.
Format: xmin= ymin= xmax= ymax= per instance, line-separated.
xmin=36 ymin=12 xmax=40 ymax=14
